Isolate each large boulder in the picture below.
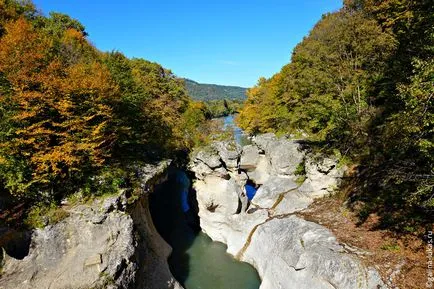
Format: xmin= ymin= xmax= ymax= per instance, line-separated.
xmin=239 ymin=145 xmax=260 ymax=171
xmin=212 ymin=141 xmax=241 ymax=169
xmin=195 ymin=148 xmax=222 ymax=169
xmin=194 ymin=176 xmax=243 ymax=241
xmin=246 ymin=155 xmax=271 ymax=185
xmin=252 ymin=133 xmax=277 ymax=152
xmin=253 ymin=134 xmax=306 ymax=176
xmin=267 ymin=139 xmax=305 ymax=176
xmin=299 ymin=155 xmax=345 ymax=198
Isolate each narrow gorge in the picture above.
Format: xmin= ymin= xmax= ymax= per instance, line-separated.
xmin=0 ymin=1 xmax=431 ymax=288
xmin=0 ymin=117 xmax=388 ymax=289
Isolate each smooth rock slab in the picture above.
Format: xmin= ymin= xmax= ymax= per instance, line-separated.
xmin=252 ymin=177 xmax=298 ymax=209
xmin=271 ymin=190 xmax=313 ymax=216
xmin=241 ymin=216 xmax=386 ymax=289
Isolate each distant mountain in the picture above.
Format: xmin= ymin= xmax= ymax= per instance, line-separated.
xmin=184 ymin=79 xmax=247 ymax=101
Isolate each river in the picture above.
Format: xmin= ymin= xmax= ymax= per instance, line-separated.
xmin=150 ymin=115 xmax=260 ymax=289
xmin=222 ymin=114 xmax=252 ymax=146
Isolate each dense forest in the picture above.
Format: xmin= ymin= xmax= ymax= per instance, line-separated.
xmin=237 ymin=0 xmax=433 ymax=230
xmin=0 ymin=0 xmax=212 ymax=223
xmin=184 ymin=79 xmax=246 ymax=101
xmin=184 ymin=79 xmax=246 ymax=117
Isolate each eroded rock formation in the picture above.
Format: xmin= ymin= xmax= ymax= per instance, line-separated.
xmin=0 ymin=161 xmax=183 ymax=289
xmin=189 ymin=133 xmax=386 ymax=289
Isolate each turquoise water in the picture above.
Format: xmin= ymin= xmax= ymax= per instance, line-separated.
xmin=150 ymin=170 xmax=261 ymax=289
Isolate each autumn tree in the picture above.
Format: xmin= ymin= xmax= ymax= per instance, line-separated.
xmin=0 ymin=17 xmax=117 ymax=198
xmin=237 ymin=0 xmax=433 ymax=227
xmin=238 ymin=9 xmax=395 ymax=148
xmin=0 ymin=0 xmax=208 ymax=214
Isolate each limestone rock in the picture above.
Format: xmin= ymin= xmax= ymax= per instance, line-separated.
xmin=299 ymin=155 xmax=345 ymax=198
xmin=241 ymin=216 xmax=387 ymax=289
xmin=195 ymin=176 xmax=242 ymax=217
xmin=195 ymin=148 xmax=222 ymax=169
xmin=189 ymin=161 xmax=214 ymax=180
xmin=0 ymin=210 xmax=137 ymax=289
xmin=0 ymin=161 xmax=183 ymax=289
xmin=239 ymin=145 xmax=260 ymax=171
xmin=246 ymin=155 xmax=271 ymax=185
xmin=252 ymin=177 xmax=298 ymax=209
xmin=189 ymin=133 xmax=386 ymax=289
xmin=267 ymin=139 xmax=305 ymax=176
xmin=252 ymin=133 xmax=277 ymax=152
xmin=212 ymin=141 xmax=241 ymax=169
xmin=271 ymin=190 xmax=313 ymax=216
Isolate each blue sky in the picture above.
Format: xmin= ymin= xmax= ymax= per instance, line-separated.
xmin=33 ymin=0 xmax=342 ymax=87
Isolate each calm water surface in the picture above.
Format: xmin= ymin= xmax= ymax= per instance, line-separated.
xmin=150 ymin=171 xmax=261 ymax=289
xmin=150 ymin=116 xmax=260 ymax=289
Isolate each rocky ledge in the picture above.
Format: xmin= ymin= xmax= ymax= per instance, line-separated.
xmin=0 ymin=161 xmax=183 ymax=289
xmin=189 ymin=133 xmax=386 ymax=289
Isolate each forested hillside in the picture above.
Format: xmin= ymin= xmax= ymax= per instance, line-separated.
xmin=237 ymin=0 xmax=434 ymax=229
xmin=184 ymin=79 xmax=246 ymax=118
xmin=184 ymin=79 xmax=246 ymax=101
xmin=0 ymin=0 xmax=209 ymax=217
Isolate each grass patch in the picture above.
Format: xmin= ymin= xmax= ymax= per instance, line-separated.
xmin=294 ymin=161 xmax=306 ymax=176
xmin=25 ymin=202 xmax=69 ymax=229
xmin=332 ymin=149 xmax=353 ymax=169
xmin=380 ymin=242 xmax=401 ymax=252
xmin=295 ymin=175 xmax=307 ymax=186
xmin=294 ymin=160 xmax=306 ymax=185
